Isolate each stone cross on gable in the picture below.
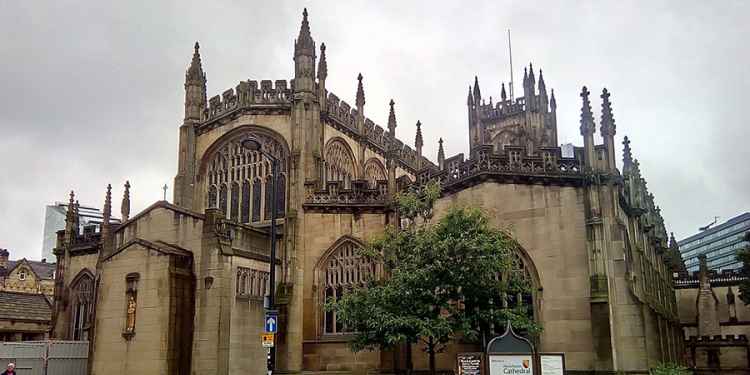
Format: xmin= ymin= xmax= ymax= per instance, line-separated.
xmin=163 ymin=184 xmax=168 ymax=201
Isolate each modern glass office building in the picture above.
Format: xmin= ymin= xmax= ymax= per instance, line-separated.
xmin=679 ymin=212 xmax=750 ymax=272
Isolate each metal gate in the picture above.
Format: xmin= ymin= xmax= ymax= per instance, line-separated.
xmin=0 ymin=341 xmax=88 ymax=375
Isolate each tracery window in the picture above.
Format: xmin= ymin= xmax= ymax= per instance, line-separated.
xmin=324 ymin=139 xmax=357 ymax=189
xmin=321 ymin=239 xmax=378 ymax=334
xmin=236 ymin=267 xmax=269 ymax=298
xmin=70 ymin=271 xmax=94 ymax=341
xmin=498 ymin=252 xmax=536 ymax=322
xmin=363 ymin=158 xmax=386 ymax=188
xmin=264 ymin=177 xmax=273 ymax=220
xmin=204 ymin=131 xmax=288 ymax=224
xmin=277 ymin=174 xmax=286 ymax=218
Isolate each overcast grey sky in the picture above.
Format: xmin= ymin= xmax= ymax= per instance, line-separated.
xmin=1 ymin=1 xmax=748 ymax=261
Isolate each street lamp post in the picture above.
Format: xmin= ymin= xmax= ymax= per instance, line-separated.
xmin=241 ymin=137 xmax=279 ymax=374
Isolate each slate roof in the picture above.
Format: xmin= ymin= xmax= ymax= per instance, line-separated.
xmin=0 ymin=291 xmax=52 ymax=322
xmin=0 ymin=259 xmax=56 ymax=279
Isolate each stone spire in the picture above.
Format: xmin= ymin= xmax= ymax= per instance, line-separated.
xmin=387 ymin=99 xmax=397 ymax=136
xmin=538 ymin=69 xmax=548 ymax=112
xmin=64 ymin=190 xmax=77 ymax=244
xmin=580 ymin=86 xmax=596 ymax=168
xmin=466 ymin=86 xmax=474 ymax=106
xmin=294 ymin=8 xmax=315 ymax=56
xmin=600 ymin=88 xmax=616 ymax=137
xmin=184 ymin=41 xmax=207 ymax=121
xmin=501 ymin=83 xmax=507 ymax=102
xmin=622 ymin=136 xmax=633 ymax=173
xmin=101 ymin=184 xmax=112 ymax=244
xmin=437 ymin=138 xmax=445 ymax=170
xmin=121 ymin=181 xmax=131 ymax=222
xmin=528 ymin=63 xmax=536 ymax=91
xmin=579 ymin=86 xmax=595 ymax=136
xmin=538 ymin=69 xmax=546 ymax=93
xmin=473 ymin=76 xmax=481 ymax=104
xmin=103 ymin=184 xmax=112 ymax=224
xmin=317 ymin=43 xmax=327 ymax=81
xmin=356 ymin=73 xmax=365 ymax=109
xmin=415 ymin=120 xmax=423 ymax=154
xmin=550 ymin=89 xmax=557 ymax=112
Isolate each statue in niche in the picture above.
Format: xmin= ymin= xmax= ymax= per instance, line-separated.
xmin=125 ymin=294 xmax=136 ymax=332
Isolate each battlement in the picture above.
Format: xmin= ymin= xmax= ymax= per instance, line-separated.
xmin=674 ymin=269 xmax=748 ymax=289
xmin=303 ymin=179 xmax=389 ymax=212
xmin=325 ymin=91 xmax=432 ymax=173
xmin=204 ymin=79 xmax=293 ymax=121
xmin=415 ymin=145 xmax=584 ymax=193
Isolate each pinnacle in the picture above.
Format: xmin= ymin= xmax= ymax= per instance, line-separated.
xmin=356 ymin=73 xmax=365 ymax=108
xmin=296 ymin=7 xmax=314 ymax=53
xmin=317 ymin=43 xmax=328 ymax=80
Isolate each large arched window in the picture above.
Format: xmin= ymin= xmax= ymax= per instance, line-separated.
xmin=70 ymin=270 xmax=94 ymax=341
xmin=202 ymin=128 xmax=288 ymax=224
xmin=317 ymin=237 xmax=379 ymax=335
xmin=363 ymin=158 xmax=386 ymax=188
xmin=324 ymin=138 xmax=357 ymax=189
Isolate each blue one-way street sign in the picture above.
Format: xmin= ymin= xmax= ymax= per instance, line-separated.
xmin=265 ymin=313 xmax=278 ymax=333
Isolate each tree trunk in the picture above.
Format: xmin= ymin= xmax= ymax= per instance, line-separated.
xmin=406 ymin=341 xmax=413 ymax=375
xmin=428 ymin=337 xmax=436 ymax=375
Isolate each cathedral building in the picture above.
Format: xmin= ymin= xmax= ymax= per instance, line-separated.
xmin=51 ymin=9 xmax=684 ymax=375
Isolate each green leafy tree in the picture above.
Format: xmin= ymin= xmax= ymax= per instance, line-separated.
xmin=649 ymin=362 xmax=691 ymax=375
xmin=329 ymin=181 xmax=539 ymax=375
xmin=737 ymin=232 xmax=750 ymax=304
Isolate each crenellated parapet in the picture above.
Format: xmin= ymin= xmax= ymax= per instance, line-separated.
xmin=202 ymin=79 xmax=293 ymax=122
xmin=412 ymin=144 xmax=584 ymax=194
xmin=323 ymin=90 xmax=433 ymax=173
xmin=303 ymin=179 xmax=389 ymax=212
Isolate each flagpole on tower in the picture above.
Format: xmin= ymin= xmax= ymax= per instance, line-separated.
xmin=508 ymin=29 xmax=515 ymax=102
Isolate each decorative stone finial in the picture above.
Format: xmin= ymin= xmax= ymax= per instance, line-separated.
xmin=579 ymin=86 xmax=595 ymax=136
xmin=186 ymin=41 xmax=205 ymax=84
xmin=415 ymin=120 xmax=423 ymax=150
xmin=438 ymin=138 xmax=445 ymax=170
xmin=121 ymin=181 xmax=131 ymax=222
xmin=550 ymin=89 xmax=557 ymax=111
xmin=387 ymin=99 xmax=397 ymax=136
xmin=501 ymin=83 xmax=507 ymax=102
xmin=355 ymin=73 xmax=365 ymax=108
xmin=600 ymin=88 xmax=616 ymax=137
xmin=103 ymin=184 xmax=112 ymax=223
xmin=473 ymin=76 xmax=481 ymax=103
xmin=538 ymin=69 xmax=546 ymax=92
xmin=622 ymin=136 xmax=633 ymax=171
xmin=466 ymin=86 xmax=473 ymax=106
xmin=317 ymin=43 xmax=327 ymax=81
xmin=295 ymin=8 xmax=314 ymax=55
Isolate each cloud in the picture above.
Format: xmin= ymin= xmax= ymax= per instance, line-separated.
xmin=0 ymin=0 xmax=747 ymax=260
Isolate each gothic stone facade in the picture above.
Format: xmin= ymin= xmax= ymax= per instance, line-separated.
xmin=50 ymin=9 xmax=683 ymax=375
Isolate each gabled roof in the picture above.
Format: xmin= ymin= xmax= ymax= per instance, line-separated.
xmin=0 ymin=291 xmax=52 ymax=322
xmin=114 ymin=200 xmax=204 ymax=233
xmin=0 ymin=258 xmax=55 ymax=280
xmin=104 ymin=237 xmax=192 ymax=262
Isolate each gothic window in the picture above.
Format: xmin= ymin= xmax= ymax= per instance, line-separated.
xmin=252 ymin=179 xmax=262 ymax=222
xmin=320 ymin=238 xmax=378 ymax=335
xmin=324 ymin=138 xmax=357 ymax=189
xmin=230 ymin=182 xmax=240 ymax=221
xmin=208 ymin=185 xmax=217 ymax=208
xmin=241 ymin=181 xmax=250 ymax=223
xmin=219 ymin=184 xmax=228 ymax=215
xmin=497 ymin=252 xmax=536 ymax=324
xmin=18 ymin=269 xmax=27 ymax=281
xmin=277 ymin=174 xmax=286 ymax=218
xmin=264 ymin=176 xmax=273 ymax=220
xmin=363 ymin=158 xmax=386 ymax=188
xmin=70 ymin=271 xmax=94 ymax=341
xmin=203 ymin=130 xmax=288 ymax=223
xmin=236 ymin=267 xmax=269 ymax=298
xmin=124 ymin=273 xmax=139 ymax=338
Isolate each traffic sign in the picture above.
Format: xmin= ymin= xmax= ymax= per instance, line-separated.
xmin=262 ymin=333 xmax=274 ymax=348
xmin=265 ymin=312 xmax=278 ymax=333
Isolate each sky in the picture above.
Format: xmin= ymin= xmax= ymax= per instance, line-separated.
xmin=0 ymin=1 xmax=748 ymax=261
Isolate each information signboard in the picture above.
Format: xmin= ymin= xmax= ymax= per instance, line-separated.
xmin=539 ymin=353 xmax=565 ymax=375
xmin=457 ymin=353 xmax=483 ymax=375
xmin=261 ymin=333 xmax=274 ymax=348
xmin=488 ymin=354 xmax=533 ymax=375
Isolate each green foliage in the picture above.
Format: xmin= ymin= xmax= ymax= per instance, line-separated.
xmin=649 ymin=362 xmax=690 ymax=375
xmin=329 ymin=181 xmax=539 ymax=363
xmin=738 ymin=233 xmax=750 ymax=305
